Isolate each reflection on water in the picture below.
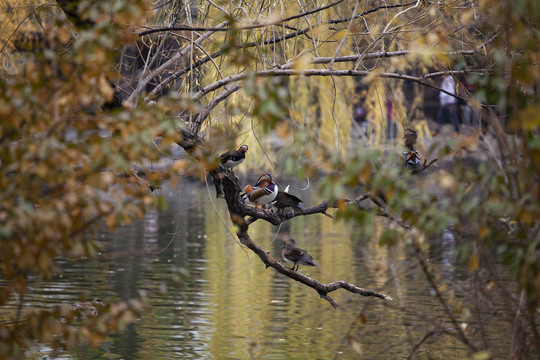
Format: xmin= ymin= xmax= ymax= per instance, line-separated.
xmin=3 ymin=181 xmax=512 ymax=359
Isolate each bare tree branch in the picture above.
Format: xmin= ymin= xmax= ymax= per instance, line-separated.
xmin=141 ymin=2 xmax=457 ymax=102
xmin=147 ymin=48 xmax=479 ymax=102
xmin=192 ymin=83 xmax=242 ymax=131
xmin=172 ymin=130 xmax=393 ymax=308
xmin=192 ymin=66 xmax=486 ymax=106
xmin=346 ymin=193 xmax=412 ymax=230
xmin=137 ymin=0 xmax=418 ymax=35
xmin=407 ymin=328 xmax=457 ymax=360
xmin=244 ymin=201 xmax=333 ymax=226
xmin=232 ymin=213 xmax=391 ymax=309
xmin=126 ymin=21 xmax=228 ymax=104
xmin=235 ymin=229 xmax=391 ymax=309
xmin=412 ymin=158 xmax=439 ymax=175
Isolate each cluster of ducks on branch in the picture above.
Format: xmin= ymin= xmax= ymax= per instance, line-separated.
xmin=219 ymin=144 xmax=304 ymax=212
xmin=220 ymin=145 xmax=315 ymax=272
xmin=219 ymin=128 xmax=427 ymax=211
xmin=217 ymin=129 xmax=431 ymax=272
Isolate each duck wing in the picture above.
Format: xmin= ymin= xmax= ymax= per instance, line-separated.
xmin=283 ymin=245 xmax=316 ymax=266
xmin=300 ymin=250 xmax=316 ymax=266
xmin=247 ymin=187 xmax=274 ymax=202
xmin=221 ymin=149 xmax=245 ymax=162
xmin=220 ymin=149 xmax=234 ymax=162
xmin=274 ymin=191 xmax=304 ymax=209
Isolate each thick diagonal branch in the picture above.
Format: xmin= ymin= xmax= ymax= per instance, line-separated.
xmin=244 ymin=201 xmax=332 ymax=225
xmin=175 ymin=129 xmax=392 ymax=308
xmin=235 ymin=222 xmax=391 ymax=309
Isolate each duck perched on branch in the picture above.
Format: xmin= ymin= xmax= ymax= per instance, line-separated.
xmin=242 ymin=173 xmax=278 ymax=208
xmin=402 ymin=128 xmax=423 ymax=172
xmin=402 ymin=128 xmax=438 ymax=174
xmin=281 ymin=237 xmax=316 ymax=271
xmin=220 ymin=144 xmax=248 ymax=169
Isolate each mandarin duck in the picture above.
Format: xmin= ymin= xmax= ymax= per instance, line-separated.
xmin=241 ymin=173 xmax=278 ymax=208
xmin=402 ymin=128 xmax=423 ymax=172
xmin=281 ymin=237 xmax=316 ymax=271
xmin=220 ymin=145 xmax=248 ymax=169
xmin=72 ymin=298 xmax=105 ymax=317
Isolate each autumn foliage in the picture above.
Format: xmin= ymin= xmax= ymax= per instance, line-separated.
xmin=0 ymin=0 xmax=539 ymax=359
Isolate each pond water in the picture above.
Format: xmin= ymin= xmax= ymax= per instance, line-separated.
xmin=8 ymin=180 xmax=512 ymax=359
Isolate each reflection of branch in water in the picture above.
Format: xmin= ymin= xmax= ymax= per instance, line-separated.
xmin=414 ymin=248 xmax=478 ymax=352
xmin=153 ymin=197 xmax=210 ymax=255
xmin=407 ymin=328 xmax=457 ymax=360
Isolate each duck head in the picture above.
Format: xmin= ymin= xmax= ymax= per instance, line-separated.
xmin=255 ymin=173 xmax=274 ymax=187
xmin=238 ymin=145 xmax=248 ymax=153
xmin=282 ymin=237 xmax=297 ymax=248
xmin=403 ymin=128 xmax=418 ymax=147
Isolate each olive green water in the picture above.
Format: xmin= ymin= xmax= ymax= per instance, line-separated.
xmin=8 ymin=181 xmax=511 ymax=359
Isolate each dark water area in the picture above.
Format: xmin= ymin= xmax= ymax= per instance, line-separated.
xmin=3 ymin=180 xmax=513 ymax=359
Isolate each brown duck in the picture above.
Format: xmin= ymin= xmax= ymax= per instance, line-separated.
xmin=281 ymin=237 xmax=316 ymax=271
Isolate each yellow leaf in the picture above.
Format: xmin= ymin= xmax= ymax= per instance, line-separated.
xmin=479 ymin=225 xmax=487 ymax=239
xmin=99 ymin=74 xmax=114 ymax=102
xmin=426 ymin=32 xmax=439 ymax=45
xmin=172 ymin=160 xmax=188 ymax=172
xmin=350 ymin=339 xmax=362 ymax=354
xmin=357 ymin=162 xmax=372 ymax=184
xmin=469 ymin=251 xmax=479 ymax=272
xmin=358 ymin=313 xmax=366 ymax=324
xmin=290 ymin=54 xmax=312 ymax=70
xmin=275 ymin=120 xmax=290 ymax=138
xmin=461 ymin=9 xmax=474 ymax=24
xmin=106 ymin=214 xmax=117 ymax=230
xmin=439 ymin=172 xmax=458 ymax=192
xmin=35 ymin=163 xmax=48 ymax=178
xmin=473 ymin=351 xmax=491 ymax=360
xmin=58 ymin=26 xmax=71 ymax=45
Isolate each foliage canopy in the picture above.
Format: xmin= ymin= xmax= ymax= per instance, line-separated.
xmin=0 ymin=0 xmax=539 ymax=358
